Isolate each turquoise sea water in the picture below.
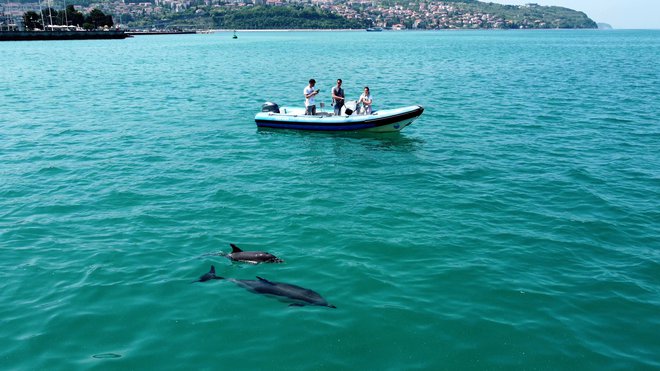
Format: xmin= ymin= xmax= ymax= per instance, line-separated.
xmin=1 ymin=30 xmax=659 ymax=369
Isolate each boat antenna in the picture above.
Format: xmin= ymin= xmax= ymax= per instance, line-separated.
xmin=63 ymin=0 xmax=69 ymax=26
xmin=46 ymin=0 xmax=54 ymax=29
xmin=38 ymin=0 xmax=46 ymax=30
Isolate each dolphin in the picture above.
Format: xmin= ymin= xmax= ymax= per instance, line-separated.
xmin=222 ymin=243 xmax=284 ymax=264
xmin=196 ymin=265 xmax=336 ymax=308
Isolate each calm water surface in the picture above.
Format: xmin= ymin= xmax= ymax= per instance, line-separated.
xmin=1 ymin=30 xmax=659 ymax=370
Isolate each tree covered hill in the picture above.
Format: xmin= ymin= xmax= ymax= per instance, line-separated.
xmin=8 ymin=0 xmax=597 ymax=30
xmin=196 ymin=6 xmax=364 ymax=30
xmin=457 ymin=2 xmax=596 ymax=28
xmin=134 ymin=1 xmax=596 ymax=30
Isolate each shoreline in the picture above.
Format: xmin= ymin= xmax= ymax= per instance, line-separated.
xmin=208 ymin=28 xmax=605 ymax=32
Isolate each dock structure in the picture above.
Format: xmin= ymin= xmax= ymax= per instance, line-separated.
xmin=0 ymin=30 xmax=130 ymax=41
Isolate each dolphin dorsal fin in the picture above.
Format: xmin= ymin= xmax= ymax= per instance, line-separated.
xmin=257 ymin=276 xmax=275 ymax=285
xmin=230 ymin=243 xmax=243 ymax=253
xmin=210 ymin=265 xmax=216 ymax=274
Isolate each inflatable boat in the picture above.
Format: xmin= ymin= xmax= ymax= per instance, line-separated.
xmin=254 ymin=101 xmax=424 ymax=132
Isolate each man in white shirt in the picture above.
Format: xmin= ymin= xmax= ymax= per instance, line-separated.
xmin=304 ymin=79 xmax=319 ymax=115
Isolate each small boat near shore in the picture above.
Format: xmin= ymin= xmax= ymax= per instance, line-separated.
xmin=255 ymin=101 xmax=424 ymax=132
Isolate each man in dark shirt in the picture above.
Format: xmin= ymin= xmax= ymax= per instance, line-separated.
xmin=331 ymin=79 xmax=345 ymax=116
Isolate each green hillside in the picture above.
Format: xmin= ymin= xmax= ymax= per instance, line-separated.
xmin=210 ymin=6 xmax=365 ymax=30
xmin=5 ymin=0 xmax=598 ymax=30
xmin=459 ymin=2 xmax=596 ymax=28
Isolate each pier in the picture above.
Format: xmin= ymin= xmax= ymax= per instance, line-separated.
xmin=0 ymin=30 xmax=130 ymax=41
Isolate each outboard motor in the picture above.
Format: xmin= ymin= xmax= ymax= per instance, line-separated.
xmin=261 ymin=102 xmax=280 ymax=113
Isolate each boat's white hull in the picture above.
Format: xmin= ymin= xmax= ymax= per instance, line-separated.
xmin=255 ymin=105 xmax=424 ymax=132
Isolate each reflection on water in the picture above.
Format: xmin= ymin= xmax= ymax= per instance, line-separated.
xmin=256 ymin=127 xmax=425 ymax=152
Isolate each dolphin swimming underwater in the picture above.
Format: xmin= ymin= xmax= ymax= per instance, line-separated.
xmin=196 ymin=265 xmax=336 ymax=308
xmin=222 ymin=243 xmax=284 ymax=264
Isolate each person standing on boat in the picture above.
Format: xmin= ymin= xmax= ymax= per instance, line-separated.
xmin=304 ymin=79 xmax=320 ymax=115
xmin=358 ymin=86 xmax=373 ymax=115
xmin=331 ymin=79 xmax=345 ymax=116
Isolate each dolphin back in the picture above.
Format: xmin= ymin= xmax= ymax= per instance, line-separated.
xmin=227 ymin=244 xmax=284 ymax=264
xmin=239 ymin=277 xmax=335 ymax=308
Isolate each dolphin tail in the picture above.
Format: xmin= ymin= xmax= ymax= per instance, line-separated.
xmin=209 ymin=265 xmax=224 ymax=279
xmin=194 ymin=265 xmax=224 ymax=283
xmin=230 ymin=243 xmax=243 ymax=253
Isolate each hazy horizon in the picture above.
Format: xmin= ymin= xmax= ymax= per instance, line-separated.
xmin=490 ymin=0 xmax=659 ymax=29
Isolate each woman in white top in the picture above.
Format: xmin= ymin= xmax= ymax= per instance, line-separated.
xmin=358 ymin=86 xmax=373 ymax=115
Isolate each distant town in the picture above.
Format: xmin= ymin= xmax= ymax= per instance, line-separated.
xmin=1 ymin=0 xmax=597 ymax=30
